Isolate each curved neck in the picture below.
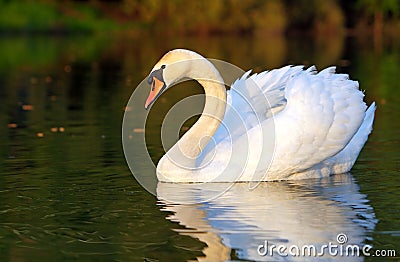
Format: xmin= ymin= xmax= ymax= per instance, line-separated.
xmin=168 ymin=59 xmax=226 ymax=168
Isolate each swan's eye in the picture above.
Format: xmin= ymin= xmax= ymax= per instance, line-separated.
xmin=148 ymin=67 xmax=165 ymax=86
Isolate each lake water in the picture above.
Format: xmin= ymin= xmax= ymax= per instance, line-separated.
xmin=0 ymin=34 xmax=399 ymax=261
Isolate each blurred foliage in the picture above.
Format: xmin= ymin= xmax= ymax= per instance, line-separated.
xmin=0 ymin=0 xmax=116 ymax=34
xmin=355 ymin=0 xmax=400 ymax=39
xmin=0 ymin=0 xmax=399 ymax=35
xmin=357 ymin=0 xmax=399 ymax=16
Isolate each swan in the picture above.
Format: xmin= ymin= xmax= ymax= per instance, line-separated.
xmin=145 ymin=49 xmax=375 ymax=183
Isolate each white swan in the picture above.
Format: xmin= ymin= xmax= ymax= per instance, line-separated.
xmin=145 ymin=49 xmax=375 ymax=183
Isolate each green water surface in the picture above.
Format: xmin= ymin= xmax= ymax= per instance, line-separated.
xmin=0 ymin=34 xmax=399 ymax=261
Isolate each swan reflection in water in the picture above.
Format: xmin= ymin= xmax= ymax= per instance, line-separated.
xmin=157 ymin=173 xmax=376 ymax=261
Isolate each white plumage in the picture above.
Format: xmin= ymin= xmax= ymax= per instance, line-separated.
xmin=146 ymin=49 xmax=375 ymax=182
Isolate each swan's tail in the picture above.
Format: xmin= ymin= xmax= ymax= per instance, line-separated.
xmin=354 ymin=101 xmax=376 ymax=145
xmin=361 ymin=101 xmax=376 ymax=136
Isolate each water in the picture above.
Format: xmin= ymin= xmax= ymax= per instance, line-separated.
xmin=0 ymin=34 xmax=399 ymax=261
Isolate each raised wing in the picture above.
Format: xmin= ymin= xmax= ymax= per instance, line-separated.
xmin=267 ymin=66 xmax=367 ymax=178
xmin=212 ymin=65 xmax=304 ymax=143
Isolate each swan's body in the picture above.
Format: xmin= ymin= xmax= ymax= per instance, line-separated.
xmin=145 ymin=49 xmax=375 ymax=183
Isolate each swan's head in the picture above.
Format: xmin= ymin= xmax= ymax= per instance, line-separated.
xmin=145 ymin=49 xmax=204 ymax=109
xmin=145 ymin=63 xmax=167 ymax=109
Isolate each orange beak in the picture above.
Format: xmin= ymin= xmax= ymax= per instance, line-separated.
xmin=145 ymin=77 xmax=165 ymax=109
